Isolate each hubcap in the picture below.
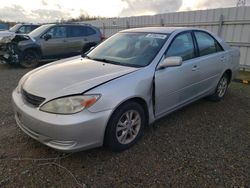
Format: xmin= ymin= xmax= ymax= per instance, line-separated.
xmin=116 ymin=110 xmax=141 ymax=145
xmin=217 ymin=77 xmax=228 ymax=97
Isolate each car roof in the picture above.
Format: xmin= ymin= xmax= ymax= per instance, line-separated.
xmin=121 ymin=27 xmax=191 ymax=34
xmin=47 ymin=23 xmax=95 ymax=27
xmin=42 ymin=23 xmax=100 ymax=32
xmin=21 ymin=23 xmax=40 ymax=26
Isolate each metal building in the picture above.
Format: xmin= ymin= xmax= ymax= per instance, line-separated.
xmin=83 ymin=6 xmax=250 ymax=69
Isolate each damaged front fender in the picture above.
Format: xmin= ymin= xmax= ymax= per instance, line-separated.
xmin=0 ymin=34 xmax=30 ymax=64
xmin=0 ymin=32 xmax=16 ymax=45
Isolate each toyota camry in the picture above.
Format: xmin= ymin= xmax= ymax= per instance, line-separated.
xmin=12 ymin=27 xmax=240 ymax=152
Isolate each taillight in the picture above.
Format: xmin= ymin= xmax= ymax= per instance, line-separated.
xmin=101 ymin=33 xmax=105 ymax=41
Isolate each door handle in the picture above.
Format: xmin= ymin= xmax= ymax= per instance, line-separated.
xmin=192 ymin=65 xmax=198 ymax=71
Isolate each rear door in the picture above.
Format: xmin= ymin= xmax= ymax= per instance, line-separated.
xmin=155 ymin=31 xmax=200 ymax=117
xmin=39 ymin=26 xmax=68 ymax=58
xmin=67 ymin=26 xmax=99 ymax=54
xmin=66 ymin=26 xmax=87 ymax=55
xmin=193 ymin=31 xmax=225 ymax=94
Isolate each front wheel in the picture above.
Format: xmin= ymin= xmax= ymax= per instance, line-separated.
xmin=20 ymin=50 xmax=40 ymax=68
xmin=104 ymin=102 xmax=146 ymax=152
xmin=208 ymin=73 xmax=229 ymax=101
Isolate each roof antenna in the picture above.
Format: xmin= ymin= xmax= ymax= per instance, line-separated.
xmin=237 ymin=0 xmax=246 ymax=6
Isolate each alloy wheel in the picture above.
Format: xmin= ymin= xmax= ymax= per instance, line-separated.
xmin=217 ymin=76 xmax=228 ymax=98
xmin=116 ymin=110 xmax=141 ymax=145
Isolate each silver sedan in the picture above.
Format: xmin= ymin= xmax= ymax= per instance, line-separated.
xmin=12 ymin=27 xmax=240 ymax=152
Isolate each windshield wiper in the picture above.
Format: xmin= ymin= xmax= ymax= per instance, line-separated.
xmin=85 ymin=56 xmax=143 ymax=68
xmin=90 ymin=57 xmax=123 ymax=66
xmin=84 ymin=55 xmax=90 ymax=59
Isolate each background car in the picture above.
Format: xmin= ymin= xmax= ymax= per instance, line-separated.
xmin=0 ymin=24 xmax=40 ymax=46
xmin=12 ymin=27 xmax=240 ymax=152
xmin=0 ymin=23 xmax=40 ymax=63
xmin=0 ymin=23 xmax=40 ymax=35
xmin=9 ymin=23 xmax=103 ymax=68
xmin=8 ymin=23 xmax=41 ymax=34
xmin=0 ymin=23 xmax=9 ymax=31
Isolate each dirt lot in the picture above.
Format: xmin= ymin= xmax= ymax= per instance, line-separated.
xmin=0 ymin=64 xmax=249 ymax=187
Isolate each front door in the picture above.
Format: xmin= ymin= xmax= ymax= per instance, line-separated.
xmin=40 ymin=26 xmax=68 ymax=58
xmin=155 ymin=32 xmax=200 ymax=117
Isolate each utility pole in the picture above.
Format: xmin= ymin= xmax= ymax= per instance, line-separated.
xmin=237 ymin=0 xmax=246 ymax=6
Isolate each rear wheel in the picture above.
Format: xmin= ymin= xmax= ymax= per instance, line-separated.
xmin=104 ymin=101 xmax=146 ymax=152
xmin=208 ymin=73 xmax=229 ymax=101
xmin=20 ymin=50 xmax=40 ymax=68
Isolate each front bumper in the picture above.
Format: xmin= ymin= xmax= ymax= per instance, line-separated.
xmin=0 ymin=43 xmax=19 ymax=64
xmin=12 ymin=88 xmax=112 ymax=152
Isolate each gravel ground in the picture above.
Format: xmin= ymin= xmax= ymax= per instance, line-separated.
xmin=0 ymin=64 xmax=249 ymax=187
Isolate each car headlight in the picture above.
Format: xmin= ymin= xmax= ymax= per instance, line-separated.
xmin=40 ymin=95 xmax=100 ymax=114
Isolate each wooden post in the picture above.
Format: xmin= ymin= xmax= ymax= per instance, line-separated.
xmin=102 ymin=23 xmax=105 ymax=38
xmin=218 ymin=14 xmax=224 ymax=37
xmin=126 ymin=20 xmax=130 ymax=29
xmin=160 ymin=18 xmax=165 ymax=26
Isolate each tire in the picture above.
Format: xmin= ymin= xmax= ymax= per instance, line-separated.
xmin=208 ymin=73 xmax=230 ymax=101
xmin=20 ymin=50 xmax=40 ymax=68
xmin=104 ymin=101 xmax=146 ymax=152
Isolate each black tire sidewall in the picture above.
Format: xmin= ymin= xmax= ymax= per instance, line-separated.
xmin=20 ymin=50 xmax=39 ymax=68
xmin=105 ymin=102 xmax=146 ymax=152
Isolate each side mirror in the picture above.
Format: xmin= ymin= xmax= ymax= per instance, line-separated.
xmin=81 ymin=46 xmax=96 ymax=57
xmin=158 ymin=56 xmax=183 ymax=69
xmin=89 ymin=46 xmax=95 ymax=51
xmin=43 ymin=34 xmax=52 ymax=41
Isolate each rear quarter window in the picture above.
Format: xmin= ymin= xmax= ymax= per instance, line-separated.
xmin=86 ymin=27 xmax=96 ymax=35
xmin=68 ymin=26 xmax=85 ymax=37
xmin=67 ymin=26 xmax=96 ymax=37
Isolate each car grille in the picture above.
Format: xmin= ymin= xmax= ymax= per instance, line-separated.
xmin=21 ymin=89 xmax=45 ymax=107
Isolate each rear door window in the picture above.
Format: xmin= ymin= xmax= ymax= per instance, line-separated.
xmin=68 ymin=26 xmax=86 ymax=37
xmin=194 ymin=31 xmax=223 ymax=56
xmin=85 ymin=27 xmax=96 ymax=35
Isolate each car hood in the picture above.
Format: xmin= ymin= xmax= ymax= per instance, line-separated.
xmin=0 ymin=31 xmax=15 ymax=44
xmin=22 ymin=57 xmax=139 ymax=100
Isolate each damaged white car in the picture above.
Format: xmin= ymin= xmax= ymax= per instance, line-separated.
xmin=0 ymin=24 xmax=40 ymax=64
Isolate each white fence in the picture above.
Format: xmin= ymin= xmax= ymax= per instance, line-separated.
xmin=83 ymin=6 xmax=250 ymax=69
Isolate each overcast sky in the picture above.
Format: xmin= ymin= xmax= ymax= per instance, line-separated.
xmin=0 ymin=0 xmax=248 ymax=23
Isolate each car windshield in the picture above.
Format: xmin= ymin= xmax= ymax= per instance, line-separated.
xmin=87 ymin=32 xmax=169 ymax=67
xmin=9 ymin=24 xmax=21 ymax=32
xmin=29 ymin=24 xmax=54 ymax=38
